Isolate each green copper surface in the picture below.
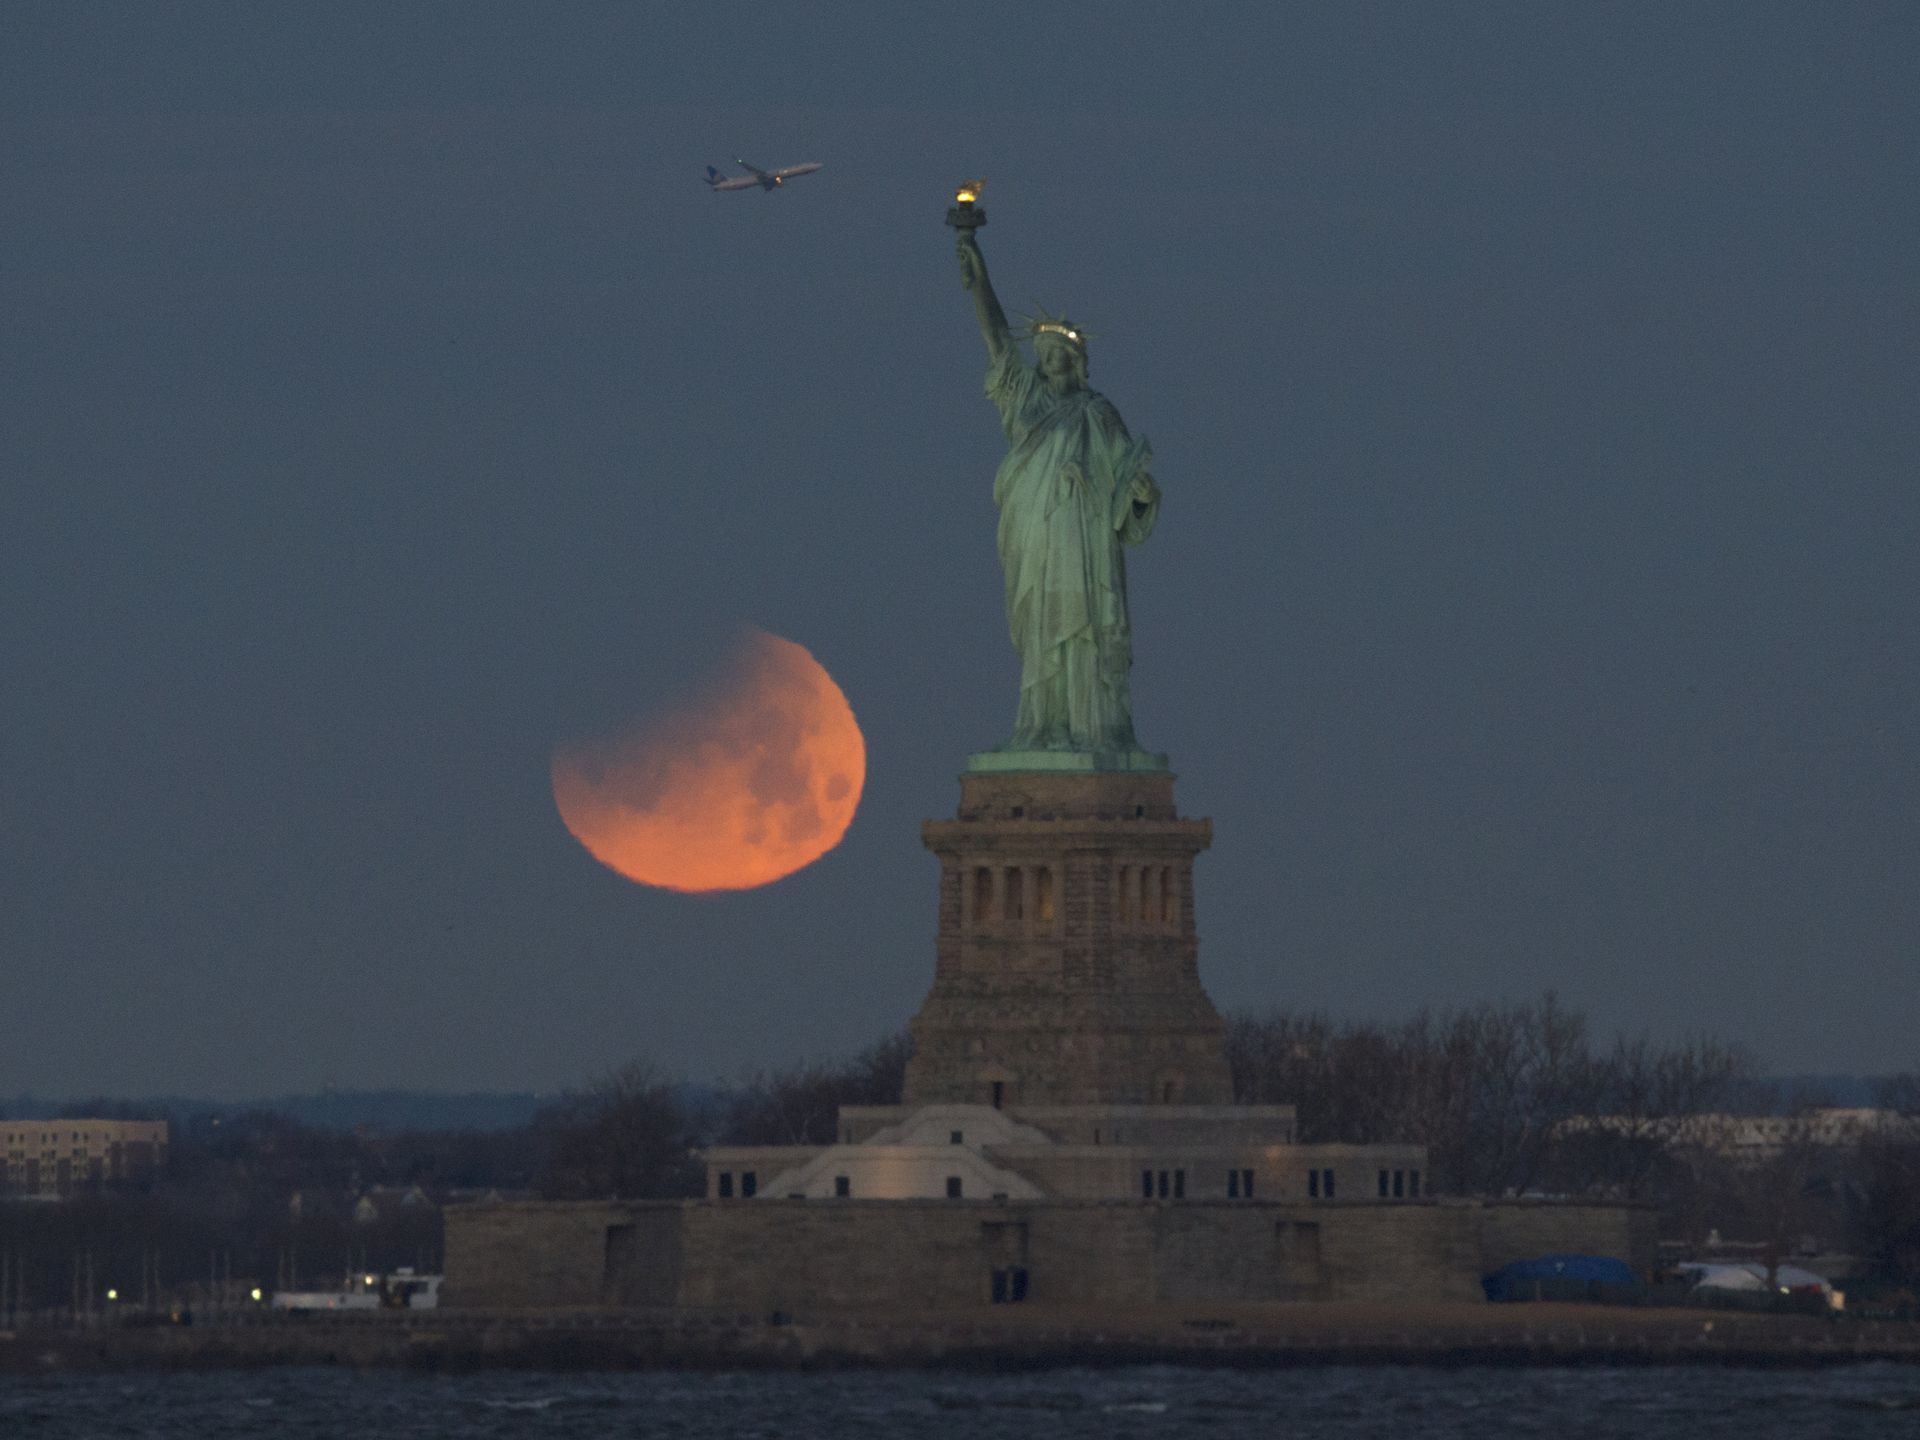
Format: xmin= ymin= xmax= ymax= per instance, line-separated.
xmin=956 ymin=226 xmax=1162 ymax=766
xmin=966 ymin=747 xmax=1169 ymax=775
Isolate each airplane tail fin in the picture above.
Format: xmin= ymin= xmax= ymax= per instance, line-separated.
xmin=705 ymin=165 xmax=721 ymax=186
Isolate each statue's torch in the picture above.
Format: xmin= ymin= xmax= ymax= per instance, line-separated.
xmin=946 ymin=179 xmax=987 ymax=232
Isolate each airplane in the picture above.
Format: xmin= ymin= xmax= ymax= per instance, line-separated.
xmin=704 ymin=157 xmax=823 ymax=192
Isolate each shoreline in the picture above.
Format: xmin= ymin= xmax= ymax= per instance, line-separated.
xmin=2 ymin=1303 xmax=1917 ymax=1373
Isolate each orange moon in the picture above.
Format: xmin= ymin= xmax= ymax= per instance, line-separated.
xmin=551 ymin=630 xmax=866 ymax=893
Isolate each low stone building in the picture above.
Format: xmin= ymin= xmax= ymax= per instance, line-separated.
xmin=705 ymin=1103 xmax=1422 ymax=1205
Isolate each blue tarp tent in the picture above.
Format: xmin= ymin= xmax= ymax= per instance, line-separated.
xmin=1482 ymin=1254 xmax=1641 ymax=1303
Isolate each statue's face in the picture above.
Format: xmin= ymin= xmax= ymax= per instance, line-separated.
xmin=1038 ymin=340 xmax=1085 ymax=391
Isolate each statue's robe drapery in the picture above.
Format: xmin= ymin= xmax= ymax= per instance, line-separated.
xmin=985 ymin=348 xmax=1157 ymax=751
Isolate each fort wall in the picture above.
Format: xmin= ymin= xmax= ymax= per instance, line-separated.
xmin=445 ymin=1202 xmax=629 ymax=1308
xmin=445 ymin=1198 xmax=1655 ymax=1313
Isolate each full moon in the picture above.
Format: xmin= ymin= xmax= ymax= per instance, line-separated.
xmin=551 ymin=630 xmax=866 ymax=893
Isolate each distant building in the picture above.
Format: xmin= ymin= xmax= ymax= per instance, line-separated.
xmin=1559 ymin=1108 xmax=1919 ymax=1163
xmin=1 ymin=1118 xmax=168 ymax=1198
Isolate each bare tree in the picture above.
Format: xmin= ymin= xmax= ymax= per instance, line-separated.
xmin=1552 ymin=1033 xmax=1751 ymax=1201
xmin=721 ymin=1032 xmax=912 ymax=1146
xmin=1228 ymin=995 xmax=1757 ymax=1202
xmin=1855 ymin=1067 xmax=1920 ymax=1289
xmin=535 ymin=1062 xmax=703 ymax=1200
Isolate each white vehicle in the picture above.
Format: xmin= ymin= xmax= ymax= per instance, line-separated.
xmin=271 ymin=1268 xmax=441 ymax=1312
xmin=386 ymin=1268 xmax=442 ymax=1309
xmin=1677 ymin=1261 xmax=1842 ymax=1310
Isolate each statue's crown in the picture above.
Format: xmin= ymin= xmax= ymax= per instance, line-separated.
xmin=1032 ymin=322 xmax=1084 ymax=347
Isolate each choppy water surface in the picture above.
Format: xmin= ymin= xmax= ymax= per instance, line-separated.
xmin=3 ymin=1363 xmax=1919 ymax=1439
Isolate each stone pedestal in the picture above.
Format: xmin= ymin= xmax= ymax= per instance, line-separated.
xmin=902 ymin=768 xmax=1234 ymax=1108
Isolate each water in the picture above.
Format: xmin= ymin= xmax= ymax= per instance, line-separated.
xmin=2 ymin=1363 xmax=1917 ymax=1438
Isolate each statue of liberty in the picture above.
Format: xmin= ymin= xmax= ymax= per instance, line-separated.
xmin=956 ymin=226 xmax=1164 ymax=764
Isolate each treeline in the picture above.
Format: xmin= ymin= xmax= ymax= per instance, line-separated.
xmin=1229 ymin=995 xmax=1920 ymax=1288
xmin=1226 ymin=993 xmax=1748 ymax=1197
xmin=537 ymin=1032 xmax=913 ymax=1199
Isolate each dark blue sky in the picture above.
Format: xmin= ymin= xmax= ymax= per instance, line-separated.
xmin=4 ymin=3 xmax=1915 ymax=1097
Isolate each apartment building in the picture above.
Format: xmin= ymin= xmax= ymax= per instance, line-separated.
xmin=1 ymin=1118 xmax=168 ymax=1197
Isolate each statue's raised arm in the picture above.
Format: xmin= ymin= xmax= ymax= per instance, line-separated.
xmin=951 ymin=200 xmax=1164 ymax=767
xmin=956 ymin=233 xmax=1012 ymax=365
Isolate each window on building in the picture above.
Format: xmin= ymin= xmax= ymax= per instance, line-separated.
xmin=974 ymin=867 xmax=993 ymax=922
xmin=1392 ymin=1169 xmax=1404 ymax=1198
xmin=1308 ymin=1169 xmax=1319 ymax=1199
xmin=1173 ymin=1170 xmax=1186 ymax=1199
xmin=834 ymin=1175 xmax=850 ymax=1198
xmin=1005 ymin=867 xmax=1024 ymax=922
xmin=950 ymin=1130 xmax=964 ymax=1145
xmin=1036 ymin=866 xmax=1055 ymax=924
xmin=1378 ymin=1170 xmax=1390 ymax=1198
xmin=946 ymin=1176 xmax=963 ymax=1199
xmin=1323 ymin=1168 xmax=1336 ymax=1198
xmin=1117 ymin=866 xmax=1133 ymax=925
xmin=1242 ymin=1168 xmax=1255 ymax=1198
xmin=741 ymin=1171 xmax=757 ymax=1199
xmin=1227 ymin=1170 xmax=1240 ymax=1199
xmin=1156 ymin=1170 xmax=1169 ymax=1199
xmin=718 ymin=1172 xmax=734 ymax=1199
xmin=991 ymin=1081 xmax=1005 ymax=1110
xmin=1409 ymin=1170 xmax=1421 ymax=1198
xmin=1142 ymin=1169 xmax=1154 ymax=1199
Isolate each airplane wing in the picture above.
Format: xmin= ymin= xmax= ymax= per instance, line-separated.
xmin=735 ymin=157 xmax=772 ymax=180
xmin=768 ymin=162 xmax=823 ymax=181
xmin=707 ymin=173 xmax=762 ymax=191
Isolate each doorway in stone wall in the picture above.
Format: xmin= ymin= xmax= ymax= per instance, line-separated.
xmin=982 ymin=1220 xmax=1029 ymax=1303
